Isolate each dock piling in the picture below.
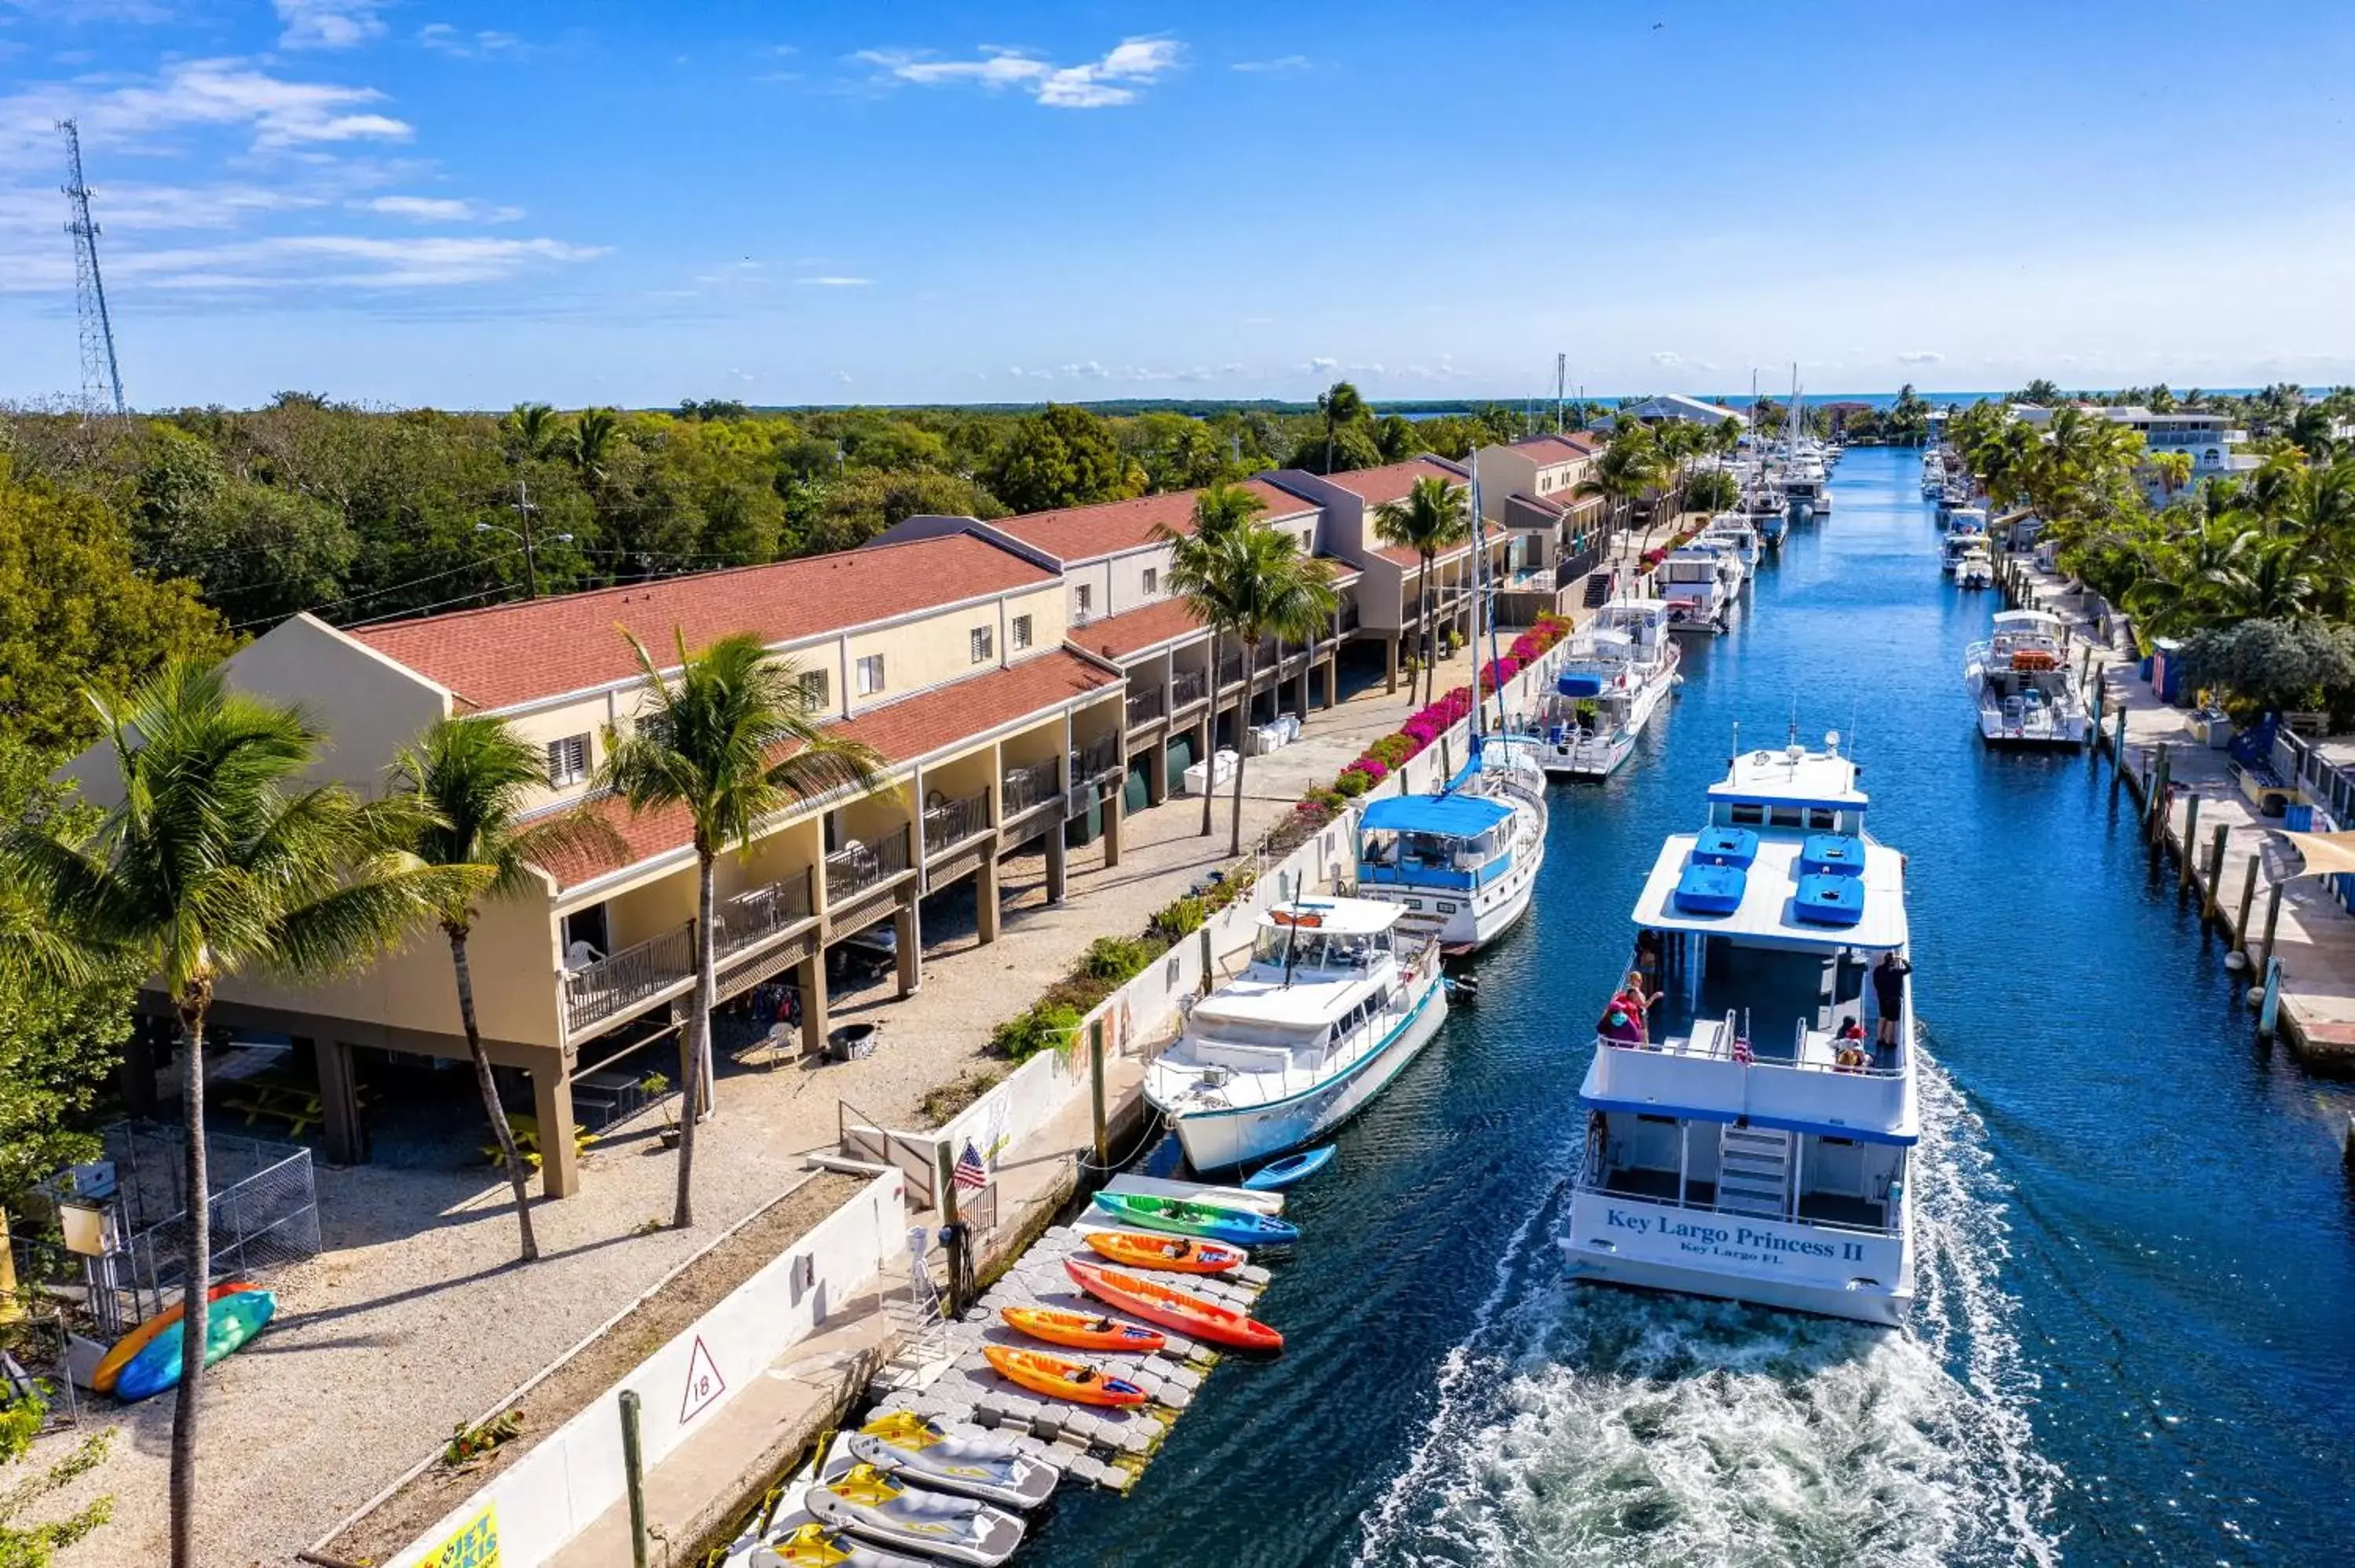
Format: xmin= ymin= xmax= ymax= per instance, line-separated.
xmin=2236 ymin=854 xmax=2261 ymax=951
xmin=619 ymin=1389 xmax=649 ymax=1568
xmin=1089 ymin=1016 xmax=1108 ymax=1169
xmin=2180 ymin=791 xmax=2200 ymax=888
xmin=2147 ymin=742 xmax=2171 ymax=841
xmin=2256 ymin=881 xmax=2284 ymax=992
xmin=2204 ymin=822 xmax=2229 ymax=917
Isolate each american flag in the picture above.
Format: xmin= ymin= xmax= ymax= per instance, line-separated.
xmin=953 ymin=1143 xmax=990 ymax=1191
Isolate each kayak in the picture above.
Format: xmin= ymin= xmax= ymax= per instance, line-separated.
xmin=845 ymin=1413 xmax=1060 ymax=1511
xmin=92 ymin=1282 xmax=262 ymax=1395
xmin=805 ymin=1464 xmax=1024 ymax=1566
xmin=981 ymin=1344 xmax=1148 ymax=1408
xmin=1064 ymin=1259 xmax=1283 ymax=1353
xmin=1000 ymin=1304 xmax=1164 ymax=1354
xmin=114 ymin=1289 xmax=276 ymax=1402
xmin=1104 ymin=1172 xmax=1284 ymax=1216
xmin=1090 ymin=1191 xmax=1300 ymax=1247
xmin=1243 ymin=1145 xmax=1335 ymax=1191
xmin=1082 ymin=1230 xmax=1247 ymax=1274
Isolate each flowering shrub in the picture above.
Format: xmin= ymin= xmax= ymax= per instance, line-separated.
xmin=1509 ymin=633 xmax=1541 ymax=663
xmin=1641 ymin=547 xmax=1667 ymax=567
xmin=1478 ymin=656 xmax=1523 ymax=695
xmin=1349 ymin=755 xmax=1390 ymax=785
xmin=1334 ymin=767 xmax=1375 ymax=797
xmin=1366 ymin=733 xmax=1415 ymax=768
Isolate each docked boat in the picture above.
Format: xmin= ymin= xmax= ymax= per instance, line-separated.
xmin=1535 ymin=599 xmax=1681 ymax=779
xmin=842 ymin=1415 xmax=1061 ymax=1511
xmin=1064 ymin=1258 xmax=1284 ymax=1351
xmin=1940 ymin=513 xmax=1989 ymax=575
xmin=1142 ymin=897 xmax=1448 ymax=1173
xmin=806 ymin=1464 xmax=1027 ymax=1566
xmin=1656 ymin=544 xmax=1736 ymax=635
xmin=1966 ymin=609 xmax=2091 ymax=746
xmin=980 ymin=1345 xmax=1148 ymax=1409
xmin=1698 ymin=512 xmax=1763 ymax=578
xmin=1955 ymin=547 xmax=1995 ymax=590
xmin=1001 ymin=1304 xmax=1165 ymax=1353
xmin=1743 ymin=483 xmax=1790 ymax=549
xmin=1081 ymin=1231 xmax=1247 ymax=1273
xmin=1353 ymin=739 xmax=1546 ymax=948
xmin=1563 ymin=731 xmax=1919 ymax=1326
xmin=1090 ymin=1189 xmax=1301 ymax=1245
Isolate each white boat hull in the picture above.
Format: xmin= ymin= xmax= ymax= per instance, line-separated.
xmin=1563 ymin=1190 xmax=1915 ymax=1327
xmin=1539 ymin=668 xmax=1674 ymax=779
xmin=1977 ymin=709 xmax=2091 ymax=746
xmin=1165 ymin=981 xmax=1449 ymax=1172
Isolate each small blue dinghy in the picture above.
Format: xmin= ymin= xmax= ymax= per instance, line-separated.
xmin=1243 ymin=1146 xmax=1335 ymax=1191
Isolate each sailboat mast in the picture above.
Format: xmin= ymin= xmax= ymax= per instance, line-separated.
xmin=1469 ymin=447 xmax=1488 ymax=738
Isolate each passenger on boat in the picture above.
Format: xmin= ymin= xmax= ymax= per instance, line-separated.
xmin=1834 ymin=1016 xmax=1869 ymax=1072
xmin=1597 ymin=1003 xmax=1646 ymax=1048
xmin=1872 ymin=951 xmax=1912 ymax=1058
xmin=1615 ymin=969 xmax=1662 ymax=1034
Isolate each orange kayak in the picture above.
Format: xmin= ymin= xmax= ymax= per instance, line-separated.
xmin=982 ymin=1344 xmax=1149 ymax=1407
xmin=1083 ymin=1230 xmax=1247 ymax=1275
xmin=1064 ymin=1259 xmax=1283 ymax=1353
xmin=1000 ymin=1304 xmax=1166 ymax=1353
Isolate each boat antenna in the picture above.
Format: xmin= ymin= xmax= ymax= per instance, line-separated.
xmin=1787 ymin=693 xmax=1798 ymax=749
xmin=1280 ymin=910 xmax=1301 ymax=988
xmin=1730 ymin=718 xmax=1740 ymax=767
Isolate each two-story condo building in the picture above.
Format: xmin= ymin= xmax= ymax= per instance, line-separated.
xmin=75 ymin=532 xmax=1130 ymax=1195
xmin=1473 ymin=432 xmax=1616 ymax=622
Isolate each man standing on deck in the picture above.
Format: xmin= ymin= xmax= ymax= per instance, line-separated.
xmin=1872 ymin=950 xmax=1912 ymax=1065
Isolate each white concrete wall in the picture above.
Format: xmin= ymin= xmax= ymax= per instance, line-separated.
xmin=383 ymin=1169 xmax=906 ymax=1568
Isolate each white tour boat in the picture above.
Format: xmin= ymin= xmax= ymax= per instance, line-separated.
xmin=1955 ymin=546 xmax=1995 ymax=590
xmin=1144 ymin=898 xmax=1448 ymax=1172
xmin=1564 ymin=732 xmax=1919 ymax=1326
xmin=1536 ymin=599 xmax=1681 ymax=779
xmin=1965 ymin=609 xmax=2091 ymax=746
xmin=1698 ymin=512 xmax=1764 ymax=578
xmin=1353 ymin=736 xmax=1546 ymax=949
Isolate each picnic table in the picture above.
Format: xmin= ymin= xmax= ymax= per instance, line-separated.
xmin=482 ymin=1112 xmax=593 ymax=1169
xmin=216 ymin=1078 xmax=332 ymax=1138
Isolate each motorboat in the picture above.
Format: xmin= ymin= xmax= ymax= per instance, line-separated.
xmin=1698 ymin=512 xmax=1763 ymax=578
xmin=1535 ymin=599 xmax=1681 ymax=779
xmin=1656 ymin=544 xmax=1736 ymax=635
xmin=1352 ymin=737 xmax=1546 ymax=947
xmin=1564 ymin=731 xmax=1919 ymax=1326
xmin=1965 ymin=609 xmax=2091 ymax=746
xmin=1955 ymin=548 xmax=1995 ymax=589
xmin=1144 ymin=897 xmax=1448 ymax=1172
xmin=1941 ymin=515 xmax=1988 ymax=574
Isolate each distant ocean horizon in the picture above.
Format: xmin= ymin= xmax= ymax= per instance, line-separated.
xmin=1397 ymin=387 xmax=2262 ymax=420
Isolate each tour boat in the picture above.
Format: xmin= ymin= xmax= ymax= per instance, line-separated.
xmin=1563 ymin=731 xmax=1919 ymax=1326
xmin=1144 ymin=897 xmax=1448 ymax=1173
xmin=1965 ymin=609 xmax=2091 ymax=746
xmin=1656 ymin=545 xmax=1736 ymax=635
xmin=1535 ymin=599 xmax=1681 ymax=779
xmin=1352 ymin=738 xmax=1546 ymax=947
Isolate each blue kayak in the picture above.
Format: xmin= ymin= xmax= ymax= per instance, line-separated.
xmin=115 ymin=1289 xmax=276 ymax=1402
xmin=1090 ymin=1191 xmax=1301 ymax=1247
xmin=1243 ymin=1146 xmax=1335 ymax=1191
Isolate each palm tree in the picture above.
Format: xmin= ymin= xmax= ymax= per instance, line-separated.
xmin=1372 ymin=475 xmax=1471 ymax=709
xmin=601 ymin=630 xmax=886 ymax=1228
xmin=0 ymin=662 xmax=472 ymax=1568
xmin=1156 ymin=483 xmax=1267 ymax=838
xmin=1574 ymin=427 xmax=1659 ymax=542
xmin=569 ymin=407 xmax=621 ymax=486
xmin=2152 ymin=450 xmax=2194 ymax=499
xmin=1316 ymin=381 xmax=1366 ymax=475
xmin=389 ymin=717 xmax=625 ymax=1264
xmin=1165 ymin=523 xmax=1337 ymax=854
xmin=505 ymin=402 xmax=563 ymax=462
xmin=2124 ymin=520 xmax=2263 ymax=637
xmin=1652 ymin=421 xmax=1704 ymax=533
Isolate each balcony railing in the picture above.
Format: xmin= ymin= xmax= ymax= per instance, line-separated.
xmin=1254 ymin=641 xmax=1280 ymax=673
xmin=1217 ymin=651 xmax=1244 ymax=687
xmin=922 ymin=789 xmax=992 ymax=856
xmin=826 ymin=823 xmax=912 ymax=906
xmin=564 ymin=866 xmax=818 ymax=1035
xmin=1126 ymin=685 xmax=1164 ymax=727
xmin=1001 ymin=755 xmax=1061 ymax=818
xmin=1337 ymin=602 xmax=1361 ymax=634
xmin=1170 ymin=669 xmax=1208 ymax=709
xmin=717 ymin=867 xmax=815 ymax=954
xmin=1072 ymin=732 xmax=1120 ymax=785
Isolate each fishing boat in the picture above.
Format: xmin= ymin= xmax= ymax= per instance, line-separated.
xmin=1564 ymin=730 xmax=1919 ymax=1326
xmin=1535 ymin=599 xmax=1681 ymax=779
xmin=1698 ymin=512 xmax=1763 ymax=578
xmin=1743 ymin=483 xmax=1790 ymax=549
xmin=1656 ymin=545 xmax=1736 ymax=635
xmin=1142 ymin=897 xmax=1448 ymax=1173
xmin=1965 ymin=609 xmax=2091 ymax=746
xmin=1955 ymin=547 xmax=1995 ymax=589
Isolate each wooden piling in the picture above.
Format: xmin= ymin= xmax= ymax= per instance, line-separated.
xmin=2257 ymin=880 xmax=2285 ymax=982
xmin=620 ymin=1390 xmax=650 ymax=1568
xmin=1089 ymin=1016 xmax=1109 ymax=1169
xmin=2204 ymin=822 xmax=2229 ymax=917
xmin=2148 ymin=742 xmax=2171 ymax=839
xmin=2180 ymin=790 xmax=2200 ymax=888
xmin=2236 ymin=853 xmax=2262 ymax=946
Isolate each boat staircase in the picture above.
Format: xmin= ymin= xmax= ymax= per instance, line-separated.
xmin=1716 ymin=1126 xmax=1794 ymax=1218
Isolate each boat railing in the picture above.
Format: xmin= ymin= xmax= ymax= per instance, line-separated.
xmin=1569 ymin=1177 xmax=1904 ymax=1238
xmin=1592 ymin=1028 xmax=1906 ymax=1080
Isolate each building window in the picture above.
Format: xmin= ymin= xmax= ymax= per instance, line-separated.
xmin=1074 ymin=584 xmax=1094 ymax=619
xmin=970 ymin=625 xmax=994 ymax=664
xmin=856 ymin=655 xmax=885 ymax=696
xmin=798 ymin=668 xmax=828 ymax=710
xmin=1011 ymin=614 xmax=1034 ymax=650
xmin=547 ymin=734 xmax=590 ymax=786
xmin=1141 ymin=567 xmax=1159 ymax=596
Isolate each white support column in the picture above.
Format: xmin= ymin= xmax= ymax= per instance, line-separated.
xmin=1677 ymin=1121 xmax=1690 ymax=1208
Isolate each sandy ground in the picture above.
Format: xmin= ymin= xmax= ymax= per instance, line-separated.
xmin=42 ymin=644 xmax=1491 ymax=1568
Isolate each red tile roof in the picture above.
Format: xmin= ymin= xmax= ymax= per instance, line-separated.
xmin=1509 ymin=433 xmax=1596 ymax=466
xmin=1317 ymin=457 xmax=1467 ymax=509
xmin=352 ymin=534 xmax=1054 ymax=711
xmin=536 ymin=651 xmax=1121 ymax=888
xmin=1073 ymin=597 xmax=1210 ymax=660
xmin=988 ymin=480 xmax=1316 ymax=563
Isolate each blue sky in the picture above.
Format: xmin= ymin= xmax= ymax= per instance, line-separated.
xmin=3 ymin=1 xmax=2353 ymax=410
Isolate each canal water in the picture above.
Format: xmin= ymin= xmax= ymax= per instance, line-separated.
xmin=1025 ymin=447 xmax=2355 ymax=1567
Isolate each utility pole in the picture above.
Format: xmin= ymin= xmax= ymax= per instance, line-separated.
xmin=513 ymin=480 xmax=541 ymax=600
xmin=1556 ymin=352 xmax=1568 ymax=435
xmin=57 ymin=119 xmax=126 ymax=418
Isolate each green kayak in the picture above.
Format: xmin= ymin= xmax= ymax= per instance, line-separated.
xmin=1090 ymin=1191 xmax=1300 ymax=1246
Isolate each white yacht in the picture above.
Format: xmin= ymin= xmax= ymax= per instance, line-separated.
xmin=1536 ymin=599 xmax=1681 ymax=779
xmin=1353 ymin=737 xmax=1546 ymax=950
xmin=1966 ymin=609 xmax=2091 ymax=746
xmin=1656 ymin=544 xmax=1737 ymax=635
xmin=1698 ymin=512 xmax=1763 ymax=578
xmin=1565 ymin=734 xmax=1919 ymax=1326
xmin=1941 ymin=514 xmax=1989 ymax=575
xmin=1955 ymin=547 xmax=1995 ymax=590
xmin=1145 ymin=898 xmax=1448 ymax=1172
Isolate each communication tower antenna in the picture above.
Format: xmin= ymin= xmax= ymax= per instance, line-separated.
xmin=57 ymin=119 xmax=127 ymax=418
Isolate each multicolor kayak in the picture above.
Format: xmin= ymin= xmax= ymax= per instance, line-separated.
xmin=981 ymin=1344 xmax=1148 ymax=1408
xmin=114 ymin=1288 xmax=276 ymax=1402
xmin=1064 ymin=1259 xmax=1283 ymax=1353
xmin=999 ymin=1304 xmax=1165 ymax=1354
xmin=1082 ymin=1230 xmax=1247 ymax=1274
xmin=1090 ymin=1190 xmax=1300 ymax=1247
xmin=1243 ymin=1145 xmax=1336 ymax=1191
xmin=92 ymin=1282 xmax=263 ymax=1395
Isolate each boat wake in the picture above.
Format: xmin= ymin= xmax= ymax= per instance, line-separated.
xmin=1355 ymin=1048 xmax=2059 ymax=1568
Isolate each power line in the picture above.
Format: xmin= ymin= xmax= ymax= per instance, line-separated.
xmin=227 ymin=549 xmax=522 ymax=631
xmin=344 ymin=582 xmax=520 ymax=628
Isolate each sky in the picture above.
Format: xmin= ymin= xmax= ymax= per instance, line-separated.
xmin=2 ymin=1 xmax=2354 ymax=411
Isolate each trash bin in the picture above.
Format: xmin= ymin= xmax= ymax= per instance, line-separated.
xmin=826 ymin=1023 xmax=879 ymax=1063
xmin=2287 ymin=803 xmax=2315 ymax=832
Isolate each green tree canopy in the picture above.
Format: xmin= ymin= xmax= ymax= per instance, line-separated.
xmin=981 ymin=404 xmax=1142 ymax=512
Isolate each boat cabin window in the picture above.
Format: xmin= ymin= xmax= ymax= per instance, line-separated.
xmin=1251 ymin=925 xmax=1385 ymax=970
xmin=1769 ymin=807 xmax=1804 ymax=829
xmin=1729 ymin=802 xmax=1766 ymax=826
xmin=1636 ymin=1114 xmax=1679 ymax=1126
xmin=1807 ymin=808 xmax=1838 ymax=830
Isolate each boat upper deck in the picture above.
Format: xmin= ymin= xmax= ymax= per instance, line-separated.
xmin=1633 ymin=830 xmax=1908 ymax=950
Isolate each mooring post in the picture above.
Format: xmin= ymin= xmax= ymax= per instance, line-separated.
xmin=2205 ymin=822 xmax=2229 ymax=917
xmin=619 ymin=1390 xmax=649 ymax=1568
xmin=2148 ymin=742 xmax=2171 ymax=841
xmin=1089 ymin=1016 xmax=1108 ymax=1169
xmin=2236 ymin=852 xmax=2262 ymax=946
xmin=2259 ymin=957 xmax=2284 ymax=1040
xmin=2257 ymin=880 xmax=2285 ymax=985
xmin=2179 ymin=790 xmax=2200 ymax=888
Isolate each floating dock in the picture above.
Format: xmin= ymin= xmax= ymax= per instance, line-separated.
xmin=863 ymin=1191 xmax=1276 ymax=1496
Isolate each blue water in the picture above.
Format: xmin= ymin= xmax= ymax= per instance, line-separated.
xmin=1024 ymin=449 xmax=2355 ymax=1567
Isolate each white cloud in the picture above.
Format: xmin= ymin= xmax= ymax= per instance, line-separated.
xmin=854 ymin=35 xmax=1181 ymax=109
xmin=1061 ymin=360 xmax=1109 ymax=378
xmin=363 ymin=194 xmax=522 ymax=222
xmin=1305 ymin=356 xmax=1339 ymax=374
xmin=276 ymin=0 xmax=389 ymax=52
xmin=5 ymin=60 xmax=418 ymax=154
xmin=1896 ymin=349 xmax=1945 ymax=365
xmin=794 ymin=275 xmax=872 ymax=286
xmin=119 ymin=234 xmax=602 ymax=290
xmin=418 ymin=24 xmax=523 ymax=60
xmin=1232 ymin=55 xmax=1311 ymax=74
xmin=1650 ymin=350 xmax=1682 ymax=367
xmin=1006 ymin=366 xmax=1055 ymax=380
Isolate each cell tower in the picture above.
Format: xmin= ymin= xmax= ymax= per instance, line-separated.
xmin=57 ymin=118 xmax=126 ymax=417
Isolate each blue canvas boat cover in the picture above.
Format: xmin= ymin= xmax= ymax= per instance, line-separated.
xmin=1800 ymin=833 xmax=1865 ymax=877
xmin=1360 ymin=793 xmax=1515 ymax=838
xmin=1693 ymin=826 xmax=1759 ymax=868
xmin=1793 ymin=872 xmax=1865 ymax=926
